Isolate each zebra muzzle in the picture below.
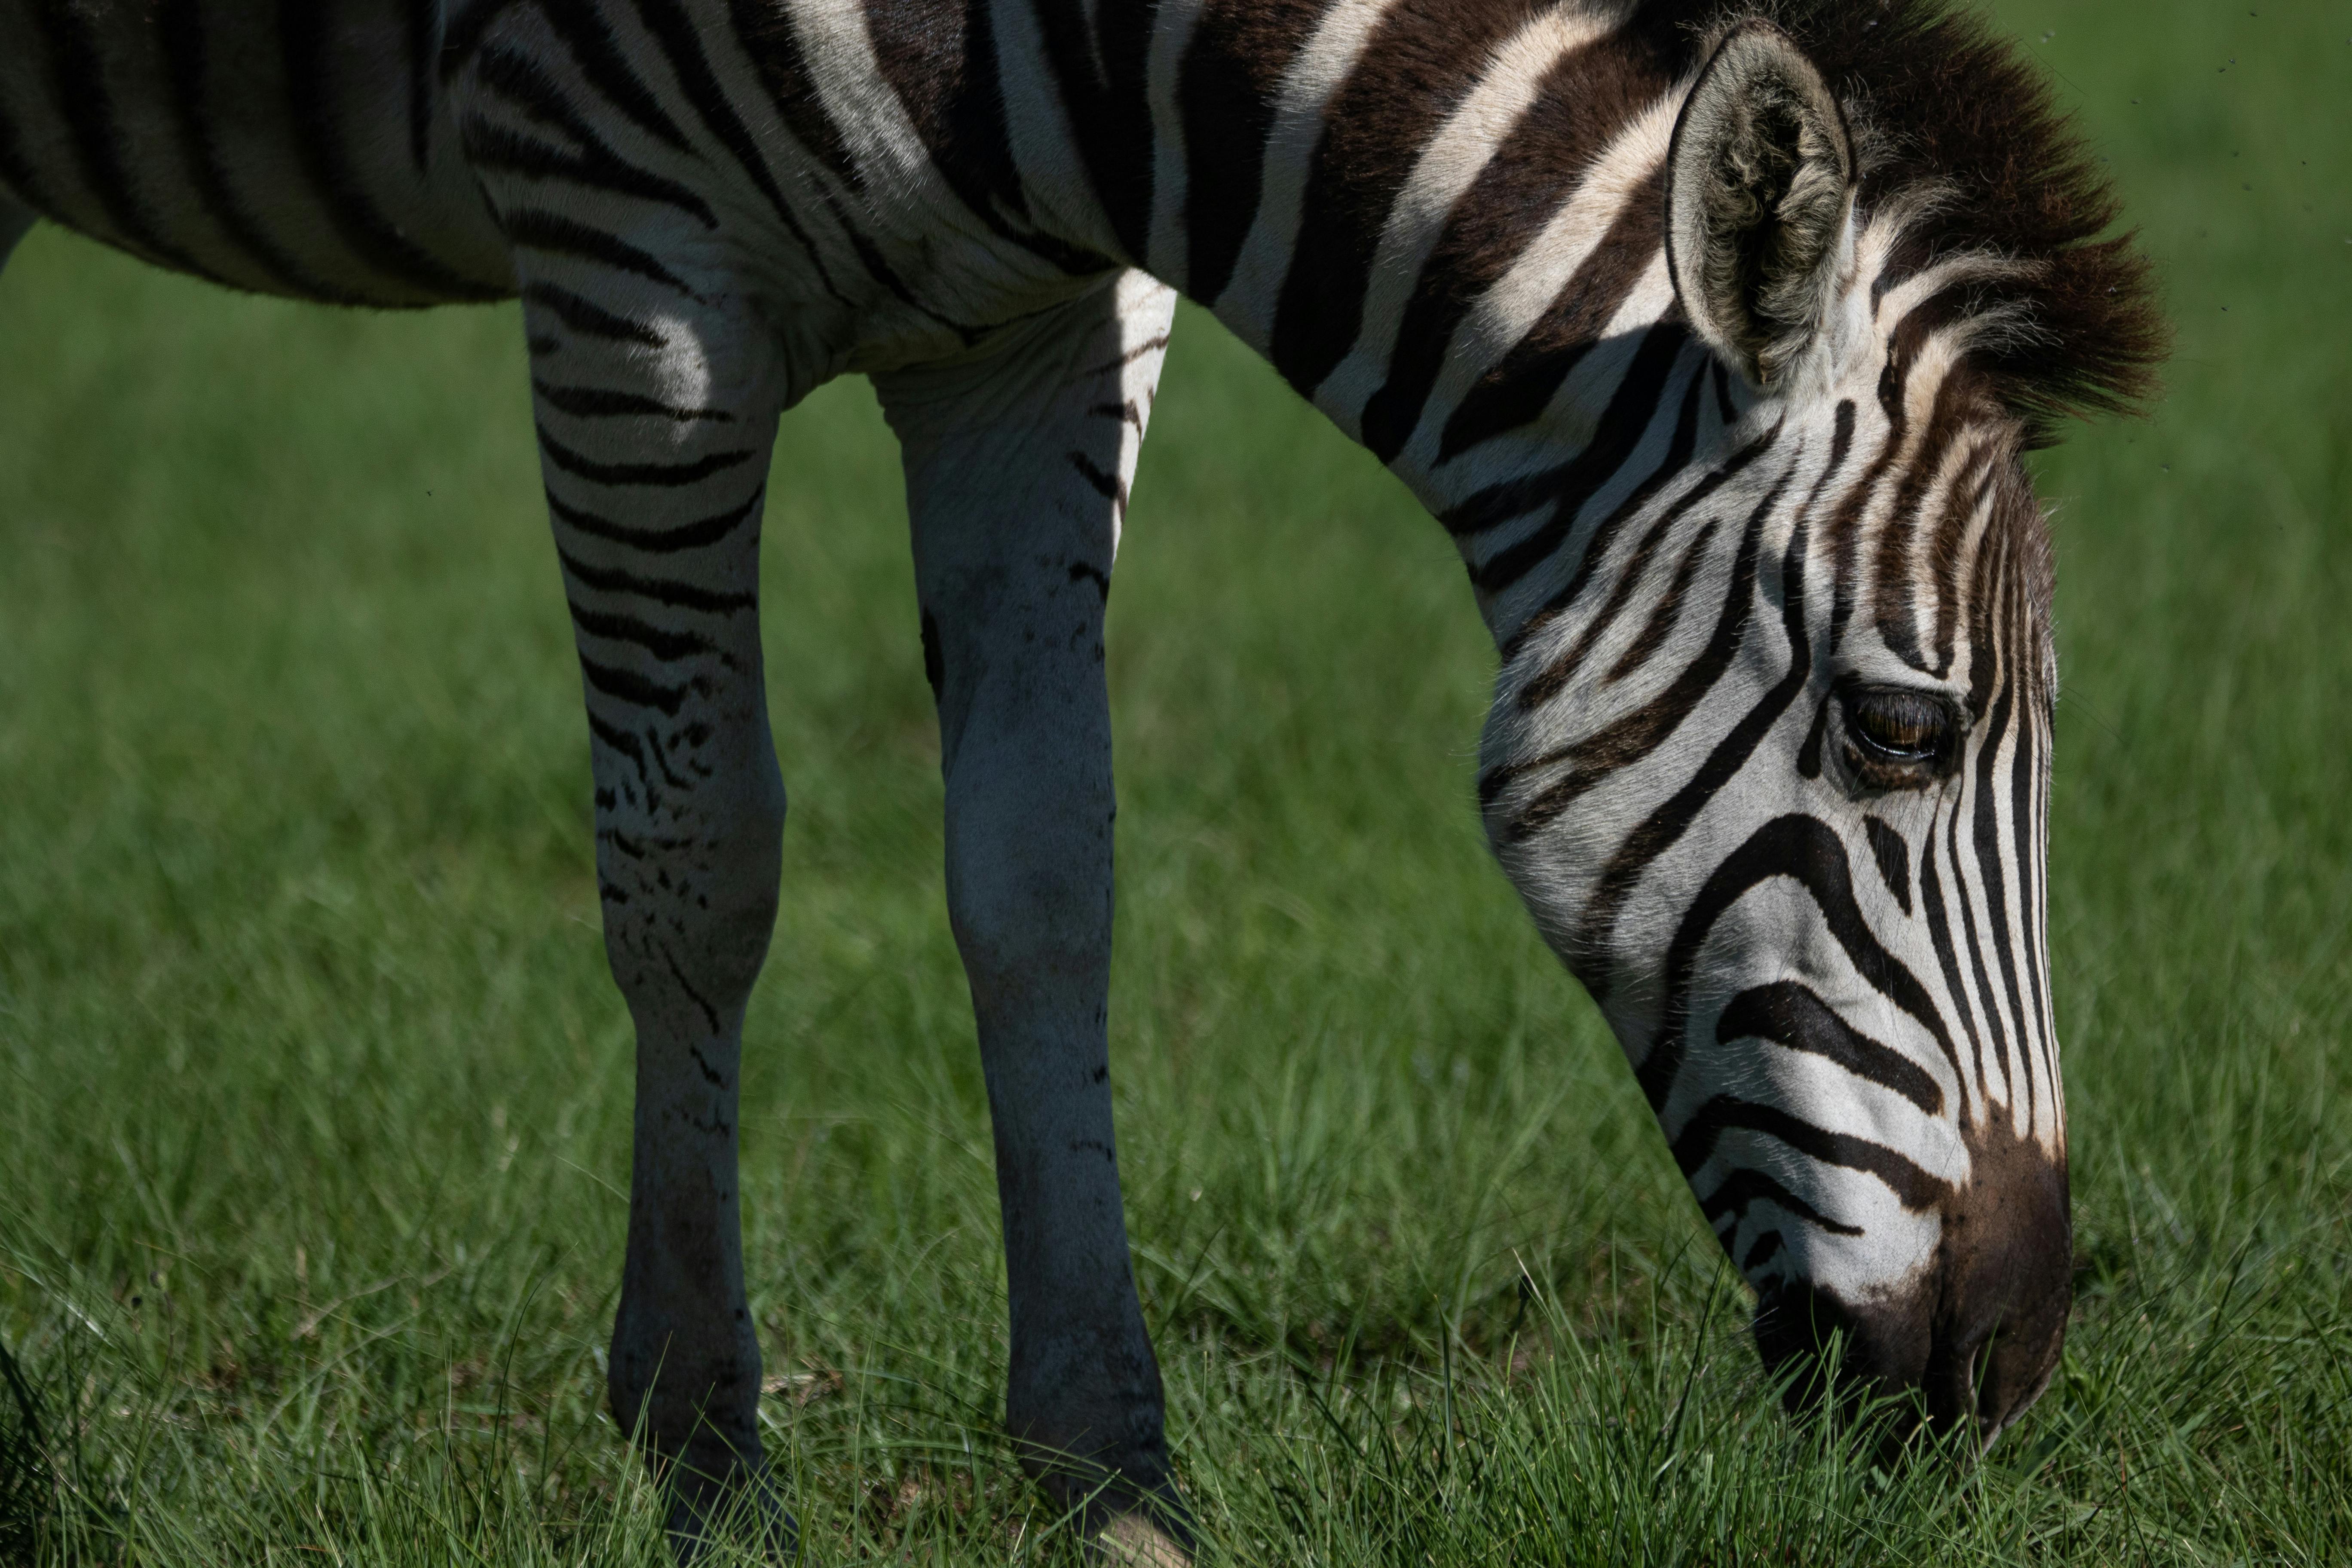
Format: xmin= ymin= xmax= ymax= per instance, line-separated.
xmin=1750 ymin=1133 xmax=2071 ymax=1449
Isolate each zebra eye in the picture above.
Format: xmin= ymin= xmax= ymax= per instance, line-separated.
xmin=1842 ymin=687 xmax=1959 ymax=783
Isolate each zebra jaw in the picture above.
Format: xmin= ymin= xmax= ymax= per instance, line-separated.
xmin=1477 ymin=23 xmax=2070 ymax=1446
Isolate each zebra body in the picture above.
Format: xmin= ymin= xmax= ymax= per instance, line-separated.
xmin=0 ymin=0 xmax=2157 ymax=1555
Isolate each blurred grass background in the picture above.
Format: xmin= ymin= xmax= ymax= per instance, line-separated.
xmin=0 ymin=1 xmax=2346 ymax=1562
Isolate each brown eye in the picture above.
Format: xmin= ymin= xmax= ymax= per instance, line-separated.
xmin=1847 ymin=689 xmax=1954 ymax=766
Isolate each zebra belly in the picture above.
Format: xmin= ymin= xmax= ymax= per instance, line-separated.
xmin=0 ymin=0 xmax=515 ymax=306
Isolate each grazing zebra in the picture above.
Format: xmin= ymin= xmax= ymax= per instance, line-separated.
xmin=0 ymin=0 xmax=2159 ymax=1558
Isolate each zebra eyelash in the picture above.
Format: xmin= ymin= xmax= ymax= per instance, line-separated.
xmin=1832 ymin=681 xmax=1964 ymax=791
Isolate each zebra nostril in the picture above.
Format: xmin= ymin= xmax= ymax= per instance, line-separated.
xmin=1969 ymin=1307 xmax=2069 ymax=1442
xmin=1918 ymin=1273 xmax=2070 ymax=1445
xmin=1922 ymin=1323 xmax=1992 ymax=1433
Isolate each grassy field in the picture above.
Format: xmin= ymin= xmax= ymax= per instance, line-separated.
xmin=1 ymin=3 xmax=2346 ymax=1563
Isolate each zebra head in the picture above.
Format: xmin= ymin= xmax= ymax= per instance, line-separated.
xmin=1477 ymin=21 xmax=2155 ymax=1444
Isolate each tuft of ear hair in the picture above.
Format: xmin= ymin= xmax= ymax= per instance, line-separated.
xmin=1666 ymin=23 xmax=1856 ymax=390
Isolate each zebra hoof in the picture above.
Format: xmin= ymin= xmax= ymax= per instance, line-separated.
xmin=660 ymin=1461 xmax=798 ymax=1565
xmin=1042 ymin=1471 xmax=1196 ymax=1568
xmin=1092 ymin=1505 xmax=1195 ymax=1568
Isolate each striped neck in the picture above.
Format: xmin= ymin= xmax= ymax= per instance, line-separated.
xmin=1000 ymin=0 xmax=1734 ymax=651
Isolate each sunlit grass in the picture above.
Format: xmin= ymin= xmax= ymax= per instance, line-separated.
xmin=2 ymin=2 xmax=2347 ymax=1562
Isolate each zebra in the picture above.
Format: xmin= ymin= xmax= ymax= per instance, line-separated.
xmin=0 ymin=0 xmax=2160 ymax=1557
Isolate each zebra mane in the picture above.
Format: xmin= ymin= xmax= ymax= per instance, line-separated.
xmin=1699 ymin=0 xmax=2166 ymax=444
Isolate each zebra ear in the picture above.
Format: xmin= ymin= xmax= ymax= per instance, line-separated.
xmin=1666 ymin=24 xmax=1856 ymax=390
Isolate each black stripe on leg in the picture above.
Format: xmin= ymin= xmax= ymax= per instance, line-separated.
xmin=555 ymin=544 xmax=756 ymax=613
xmin=578 ymin=655 xmax=696 ymax=715
xmin=501 ymin=208 xmax=700 ymax=294
xmin=1069 ymin=451 xmax=1127 ymax=512
xmin=570 ymin=604 xmax=723 ymax=664
xmin=538 ymin=428 xmax=760 ymax=487
xmin=548 ymin=490 xmax=764 ymax=554
xmin=523 ymin=281 xmax=666 ymax=346
xmin=535 ymin=382 xmax=733 ymax=423
xmin=587 ymin=709 xmax=649 ymax=768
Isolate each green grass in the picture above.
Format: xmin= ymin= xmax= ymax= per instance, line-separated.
xmin=1 ymin=2 xmax=2347 ymax=1562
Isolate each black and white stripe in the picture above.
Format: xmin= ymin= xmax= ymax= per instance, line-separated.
xmin=3 ymin=0 xmax=2159 ymax=1530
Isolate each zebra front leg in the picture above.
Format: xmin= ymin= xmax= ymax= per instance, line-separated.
xmin=521 ymin=276 xmax=792 ymax=1561
xmin=877 ymin=272 xmax=1188 ymax=1564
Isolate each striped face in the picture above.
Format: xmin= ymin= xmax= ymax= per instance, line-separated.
xmin=1133 ymin=5 xmax=2119 ymax=1441
xmin=1479 ymin=224 xmax=2070 ymax=1441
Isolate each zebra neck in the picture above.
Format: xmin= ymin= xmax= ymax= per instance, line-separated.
xmin=1019 ymin=0 xmax=1733 ymax=653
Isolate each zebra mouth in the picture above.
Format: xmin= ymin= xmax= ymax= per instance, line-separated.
xmin=1749 ymin=1263 xmax=2070 ymax=1448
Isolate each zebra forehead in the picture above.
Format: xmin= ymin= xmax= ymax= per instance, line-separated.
xmin=1765 ymin=350 xmax=2052 ymax=694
